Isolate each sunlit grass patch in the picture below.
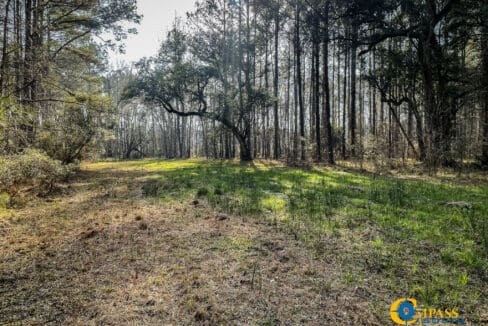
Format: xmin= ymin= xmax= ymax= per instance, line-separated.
xmin=215 ymin=235 xmax=254 ymax=251
xmin=88 ymin=159 xmax=488 ymax=255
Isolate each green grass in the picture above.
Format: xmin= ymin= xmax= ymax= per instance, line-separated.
xmin=91 ymin=159 xmax=488 ymax=320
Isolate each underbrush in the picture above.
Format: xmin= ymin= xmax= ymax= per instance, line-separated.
xmin=0 ymin=149 xmax=77 ymax=207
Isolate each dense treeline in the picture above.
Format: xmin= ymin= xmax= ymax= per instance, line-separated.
xmin=111 ymin=0 xmax=488 ymax=168
xmin=1 ymin=0 xmax=487 ymax=169
xmin=0 ymin=0 xmax=139 ymax=163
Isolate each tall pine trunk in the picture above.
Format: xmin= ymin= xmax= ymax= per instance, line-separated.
xmin=295 ymin=4 xmax=305 ymax=161
xmin=322 ymin=2 xmax=334 ymax=164
xmin=0 ymin=0 xmax=11 ymax=93
xmin=342 ymin=46 xmax=348 ymax=159
xmin=349 ymin=21 xmax=358 ymax=157
xmin=273 ymin=7 xmax=280 ymax=159
xmin=482 ymin=24 xmax=488 ymax=165
xmin=312 ymin=14 xmax=320 ymax=161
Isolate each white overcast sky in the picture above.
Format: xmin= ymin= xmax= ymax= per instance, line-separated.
xmin=108 ymin=0 xmax=197 ymax=65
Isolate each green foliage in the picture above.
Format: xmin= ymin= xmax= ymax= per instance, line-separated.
xmin=35 ymin=93 xmax=112 ymax=163
xmin=141 ymin=178 xmax=182 ymax=197
xmin=0 ymin=192 xmax=10 ymax=209
xmin=0 ymin=0 xmax=140 ymax=162
xmin=0 ymin=149 xmax=76 ymax=197
xmin=196 ymin=187 xmax=209 ymax=197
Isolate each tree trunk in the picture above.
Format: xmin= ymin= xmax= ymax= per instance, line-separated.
xmin=313 ymin=15 xmax=320 ymax=161
xmin=349 ymin=21 xmax=358 ymax=157
xmin=419 ymin=2 xmax=456 ymax=167
xmin=481 ymin=24 xmax=488 ymax=165
xmin=238 ymin=134 xmax=253 ymax=162
xmin=21 ymin=0 xmax=35 ymax=145
xmin=264 ymin=35 xmax=270 ymax=158
xmin=342 ymin=46 xmax=348 ymax=159
xmin=293 ymin=34 xmax=298 ymax=160
xmin=285 ymin=35 xmax=291 ymax=158
xmin=273 ymin=8 xmax=280 ymax=160
xmin=295 ymin=4 xmax=305 ymax=161
xmin=0 ymin=0 xmax=11 ymax=93
xmin=322 ymin=2 xmax=334 ymax=164
xmin=24 ymin=0 xmax=32 ymax=102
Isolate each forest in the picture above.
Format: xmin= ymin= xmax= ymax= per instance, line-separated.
xmin=115 ymin=0 xmax=488 ymax=169
xmin=0 ymin=0 xmax=487 ymax=325
xmin=0 ymin=0 xmax=487 ymax=167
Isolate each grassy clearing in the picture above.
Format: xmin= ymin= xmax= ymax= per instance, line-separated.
xmin=121 ymin=158 xmax=487 ymax=322
xmin=1 ymin=160 xmax=369 ymax=324
xmin=1 ymin=158 xmax=487 ymax=324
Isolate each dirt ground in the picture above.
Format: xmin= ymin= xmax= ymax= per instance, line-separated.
xmin=0 ymin=163 xmax=387 ymax=325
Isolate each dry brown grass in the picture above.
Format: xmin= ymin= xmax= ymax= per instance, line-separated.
xmin=0 ymin=163 xmax=380 ymax=325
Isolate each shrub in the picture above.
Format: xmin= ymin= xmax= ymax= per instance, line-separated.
xmin=196 ymin=187 xmax=209 ymax=197
xmin=141 ymin=178 xmax=181 ymax=197
xmin=214 ymin=187 xmax=224 ymax=195
xmin=141 ymin=179 xmax=164 ymax=196
xmin=0 ymin=192 xmax=10 ymax=208
xmin=0 ymin=149 xmax=76 ymax=197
